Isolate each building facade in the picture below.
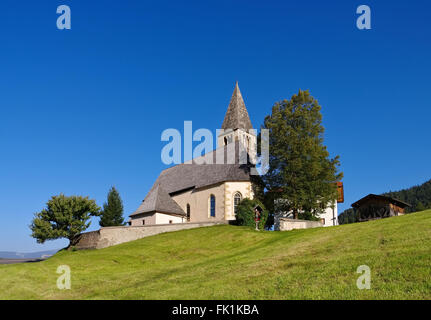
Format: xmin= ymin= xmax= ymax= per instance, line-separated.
xmin=352 ymin=194 xmax=410 ymax=222
xmin=129 ymin=82 xmax=341 ymax=228
xmin=129 ymin=83 xmax=256 ymax=226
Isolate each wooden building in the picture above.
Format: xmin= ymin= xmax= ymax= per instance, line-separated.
xmin=351 ymin=194 xmax=410 ymax=222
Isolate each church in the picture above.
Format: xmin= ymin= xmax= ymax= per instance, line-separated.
xmin=129 ymin=83 xmax=339 ymax=227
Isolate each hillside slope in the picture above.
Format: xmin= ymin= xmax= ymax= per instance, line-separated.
xmin=1 ymin=211 xmax=430 ymax=300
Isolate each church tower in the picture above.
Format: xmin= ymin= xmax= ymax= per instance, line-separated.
xmin=218 ymin=82 xmax=256 ymax=158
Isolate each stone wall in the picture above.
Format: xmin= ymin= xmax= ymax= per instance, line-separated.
xmin=73 ymin=221 xmax=228 ymax=250
xmin=276 ymin=218 xmax=323 ymax=231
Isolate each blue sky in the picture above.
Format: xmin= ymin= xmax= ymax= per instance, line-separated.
xmin=1 ymin=0 xmax=430 ymax=252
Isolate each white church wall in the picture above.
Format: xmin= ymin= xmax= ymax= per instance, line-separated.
xmin=224 ymin=181 xmax=254 ymax=220
xmin=217 ymin=129 xmax=257 ymax=164
xmin=171 ymin=183 xmax=225 ymax=223
xmin=170 ymin=188 xmax=194 ymax=221
xmin=155 ymin=212 xmax=185 ymax=224
xmin=129 ymin=212 xmax=156 ymax=226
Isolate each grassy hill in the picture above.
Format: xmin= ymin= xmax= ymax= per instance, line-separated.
xmin=1 ymin=210 xmax=430 ymax=300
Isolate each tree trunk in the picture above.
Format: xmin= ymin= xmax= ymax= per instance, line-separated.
xmin=68 ymin=235 xmax=80 ymax=248
xmin=293 ymin=208 xmax=298 ymax=219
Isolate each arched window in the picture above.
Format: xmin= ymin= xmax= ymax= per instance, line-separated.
xmin=209 ymin=195 xmax=216 ymax=217
xmin=224 ymin=137 xmax=228 ymax=145
xmin=186 ymin=204 xmax=191 ymax=221
xmin=233 ymin=192 xmax=242 ymax=215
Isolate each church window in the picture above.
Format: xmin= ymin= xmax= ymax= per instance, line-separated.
xmin=234 ymin=192 xmax=242 ymax=215
xmin=224 ymin=137 xmax=227 ymax=145
xmin=210 ymin=195 xmax=216 ymax=217
xmin=186 ymin=204 xmax=191 ymax=221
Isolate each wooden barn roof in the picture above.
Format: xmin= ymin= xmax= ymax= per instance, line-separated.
xmin=351 ymin=194 xmax=411 ymax=208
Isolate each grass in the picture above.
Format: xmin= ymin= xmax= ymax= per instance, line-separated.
xmin=1 ymin=210 xmax=430 ymax=300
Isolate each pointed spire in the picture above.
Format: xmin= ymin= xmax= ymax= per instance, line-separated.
xmin=221 ymin=82 xmax=253 ymax=131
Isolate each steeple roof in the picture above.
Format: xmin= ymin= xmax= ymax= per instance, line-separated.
xmin=221 ymin=82 xmax=253 ymax=131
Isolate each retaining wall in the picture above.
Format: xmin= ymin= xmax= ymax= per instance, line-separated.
xmin=73 ymin=221 xmax=228 ymax=250
xmin=276 ymin=218 xmax=323 ymax=231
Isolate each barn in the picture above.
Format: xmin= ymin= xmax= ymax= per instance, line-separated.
xmin=351 ymin=194 xmax=411 ymax=222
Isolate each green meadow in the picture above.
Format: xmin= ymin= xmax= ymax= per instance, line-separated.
xmin=1 ymin=210 xmax=430 ymax=300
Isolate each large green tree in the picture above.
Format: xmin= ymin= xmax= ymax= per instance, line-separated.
xmin=262 ymin=90 xmax=343 ymax=219
xmin=30 ymin=194 xmax=101 ymax=244
xmin=99 ymin=187 xmax=125 ymax=227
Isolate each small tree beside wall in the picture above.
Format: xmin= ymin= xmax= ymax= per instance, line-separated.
xmin=30 ymin=194 xmax=101 ymax=246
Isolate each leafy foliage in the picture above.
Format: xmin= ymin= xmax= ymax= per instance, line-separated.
xmin=234 ymin=198 xmax=268 ymax=230
xmin=338 ymin=208 xmax=357 ymax=225
xmin=261 ymin=90 xmax=343 ymax=219
xmin=30 ymin=194 xmax=100 ymax=244
xmin=99 ymin=187 xmax=125 ymax=227
xmin=298 ymin=211 xmax=320 ymax=221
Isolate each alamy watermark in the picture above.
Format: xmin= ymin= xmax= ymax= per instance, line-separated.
xmin=160 ymin=121 xmax=269 ymax=175
xmin=55 ymin=5 xmax=370 ymax=31
xmin=57 ymin=5 xmax=71 ymax=30
xmin=356 ymin=5 xmax=371 ymax=30
xmin=356 ymin=265 xmax=371 ymax=289
xmin=56 ymin=265 xmax=71 ymax=290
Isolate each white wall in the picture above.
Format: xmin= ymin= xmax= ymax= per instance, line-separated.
xmin=155 ymin=213 xmax=185 ymax=224
xmin=318 ymin=202 xmax=338 ymax=227
xmin=224 ymin=181 xmax=254 ymax=220
xmin=274 ymin=201 xmax=338 ymax=228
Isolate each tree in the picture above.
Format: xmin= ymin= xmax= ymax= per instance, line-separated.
xmin=416 ymin=202 xmax=425 ymax=212
xmin=262 ymin=90 xmax=343 ymax=219
xmin=338 ymin=208 xmax=358 ymax=225
xmin=99 ymin=187 xmax=125 ymax=227
xmin=30 ymin=194 xmax=100 ymax=245
xmin=235 ymin=198 xmax=269 ymax=230
xmin=383 ymin=179 xmax=431 ymax=213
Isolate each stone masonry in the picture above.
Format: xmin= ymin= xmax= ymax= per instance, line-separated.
xmin=73 ymin=221 xmax=228 ymax=250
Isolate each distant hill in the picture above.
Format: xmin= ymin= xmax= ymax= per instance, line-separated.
xmin=339 ymin=179 xmax=431 ymax=224
xmin=0 ymin=250 xmax=59 ymax=259
xmin=383 ymin=179 xmax=431 ymax=212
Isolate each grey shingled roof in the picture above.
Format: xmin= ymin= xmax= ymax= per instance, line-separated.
xmin=153 ymin=142 xmax=252 ymax=194
xmin=130 ymin=143 xmax=253 ymax=217
xmin=221 ymin=82 xmax=253 ymax=131
xmin=131 ymin=184 xmax=186 ymax=217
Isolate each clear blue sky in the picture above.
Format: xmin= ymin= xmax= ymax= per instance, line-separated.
xmin=1 ymin=0 xmax=430 ymax=252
